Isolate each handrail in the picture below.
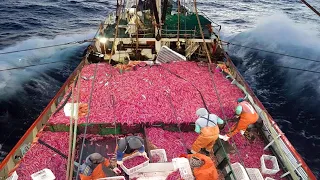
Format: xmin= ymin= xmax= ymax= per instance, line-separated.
xmin=224 ymin=53 xmax=316 ymax=180
xmin=0 ymin=60 xmax=85 ymax=172
xmin=162 ymin=29 xmax=196 ymax=32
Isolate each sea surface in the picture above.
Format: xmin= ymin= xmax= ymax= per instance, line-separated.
xmin=0 ymin=0 xmax=319 ymax=177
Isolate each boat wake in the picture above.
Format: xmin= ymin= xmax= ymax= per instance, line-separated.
xmin=227 ymin=13 xmax=320 ymax=177
xmin=0 ymin=31 xmax=94 ymax=161
xmin=0 ymin=31 xmax=95 ymax=99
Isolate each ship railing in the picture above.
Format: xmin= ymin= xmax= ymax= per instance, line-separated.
xmin=161 ymin=28 xmax=212 ymax=39
xmin=223 ymin=54 xmax=316 ymax=180
xmin=161 ymin=29 xmax=196 ymax=38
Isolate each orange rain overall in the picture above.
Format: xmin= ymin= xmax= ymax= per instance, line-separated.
xmin=180 ymin=153 xmax=219 ymax=180
xmin=79 ymin=158 xmax=113 ymax=180
xmin=192 ymin=125 xmax=219 ymax=153
xmin=228 ymin=101 xmax=258 ymax=138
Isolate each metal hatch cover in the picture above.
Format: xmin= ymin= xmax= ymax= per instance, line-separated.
xmin=156 ymin=46 xmax=186 ymax=63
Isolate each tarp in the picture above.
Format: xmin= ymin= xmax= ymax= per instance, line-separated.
xmin=163 ymin=13 xmax=212 ymax=38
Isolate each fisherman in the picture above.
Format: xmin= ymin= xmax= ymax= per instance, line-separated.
xmin=116 ymin=135 xmax=147 ymax=165
xmin=219 ymin=98 xmax=259 ymax=141
xmin=191 ymin=108 xmax=224 ymax=155
xmin=180 ymin=153 xmax=219 ymax=180
xmin=79 ymin=153 xmax=121 ymax=180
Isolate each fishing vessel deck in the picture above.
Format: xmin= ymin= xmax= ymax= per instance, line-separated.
xmin=0 ymin=61 xmax=300 ymax=180
xmin=0 ymin=0 xmax=316 ymax=179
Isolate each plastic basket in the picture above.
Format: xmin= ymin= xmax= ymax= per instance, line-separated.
xmin=246 ymin=168 xmax=264 ymax=180
xmin=120 ymin=152 xmax=149 ymax=175
xmin=97 ymin=176 xmax=125 ymax=180
xmin=150 ymin=149 xmax=167 ymax=163
xmin=31 ymin=168 xmax=55 ymax=180
xmin=172 ymin=158 xmax=194 ymax=180
xmin=225 ymin=162 xmax=250 ymax=180
xmin=265 ymin=177 xmax=275 ymax=180
xmin=260 ymin=154 xmax=280 ymax=175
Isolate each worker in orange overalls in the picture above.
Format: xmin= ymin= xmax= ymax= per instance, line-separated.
xmin=79 ymin=153 xmax=121 ymax=180
xmin=220 ymin=98 xmax=259 ymax=141
xmin=180 ymin=153 xmax=219 ymax=180
xmin=191 ymin=108 xmax=224 ymax=155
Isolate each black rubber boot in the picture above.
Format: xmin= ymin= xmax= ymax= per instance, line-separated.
xmin=187 ymin=149 xmax=193 ymax=154
xmin=203 ymin=150 xmax=210 ymax=156
xmin=200 ymin=148 xmax=210 ymax=156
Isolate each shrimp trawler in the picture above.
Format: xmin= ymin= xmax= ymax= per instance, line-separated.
xmin=0 ymin=0 xmax=316 ymax=179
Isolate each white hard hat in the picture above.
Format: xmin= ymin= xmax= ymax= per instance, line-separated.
xmin=196 ymin=108 xmax=208 ymax=117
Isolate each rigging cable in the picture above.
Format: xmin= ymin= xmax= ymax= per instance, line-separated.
xmin=0 ymin=46 xmax=319 ymax=75
xmin=135 ymin=0 xmax=139 ymax=55
xmin=300 ymin=0 xmax=320 ymax=17
xmin=75 ymin=63 xmax=98 ymax=180
xmin=69 ymin=70 xmax=81 ymax=179
xmin=109 ymin=0 xmax=123 ymax=63
xmin=111 ymin=94 xmax=118 ymax=158
xmin=0 ymin=39 xmax=317 ymax=64
xmin=160 ymin=65 xmax=189 ymax=154
xmin=0 ymin=39 xmax=93 ymax=55
xmin=193 ymin=0 xmax=212 ymax=64
xmin=177 ymin=0 xmax=180 ymax=44
xmin=221 ymin=40 xmax=320 ymax=63
xmin=158 ymin=64 xmax=209 ymax=110
xmin=193 ymin=0 xmax=251 ymax=178
xmin=66 ymin=79 xmax=75 ymax=180
xmin=158 ymin=63 xmax=244 ymax=180
xmin=220 ymin=41 xmax=320 ymax=74
xmin=206 ymin=63 xmax=250 ymax=180
xmin=0 ymin=59 xmax=71 ymax=72
xmin=242 ymin=60 xmax=320 ymax=74
xmin=0 ymin=38 xmax=319 ymax=75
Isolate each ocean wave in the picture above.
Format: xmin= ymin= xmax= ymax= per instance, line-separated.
xmin=0 ymin=30 xmax=95 ymax=99
xmin=0 ymin=22 xmax=29 ymax=31
xmin=228 ymin=13 xmax=320 ymax=176
xmin=223 ymin=18 xmax=248 ymax=24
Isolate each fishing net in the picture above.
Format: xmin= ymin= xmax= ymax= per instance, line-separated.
xmin=163 ymin=13 xmax=212 ymax=38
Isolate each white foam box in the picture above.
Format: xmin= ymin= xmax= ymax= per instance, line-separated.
xmin=150 ymin=149 xmax=167 ymax=163
xmin=63 ymin=103 xmax=79 ymax=118
xmin=246 ymin=168 xmax=264 ymax=180
xmin=260 ymin=154 xmax=280 ymax=175
xmin=225 ymin=162 xmax=250 ymax=180
xmin=31 ymin=168 xmax=55 ymax=180
xmin=129 ymin=162 xmax=174 ymax=180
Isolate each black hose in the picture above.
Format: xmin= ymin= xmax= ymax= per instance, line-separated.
xmin=157 ymin=64 xmax=209 ymax=111
xmin=152 ymin=0 xmax=160 ymax=24
xmin=53 ymin=75 xmax=79 ymax=115
xmin=38 ymin=139 xmax=68 ymax=159
xmin=161 ymin=0 xmax=169 ymax=23
xmin=53 ymin=91 xmax=72 ymax=115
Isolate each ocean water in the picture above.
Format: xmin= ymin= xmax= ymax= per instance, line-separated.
xmin=0 ymin=0 xmax=319 ymax=177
